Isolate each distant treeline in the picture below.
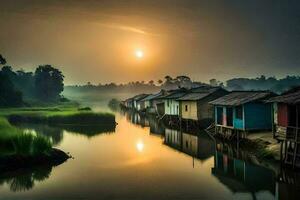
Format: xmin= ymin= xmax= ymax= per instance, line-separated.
xmin=224 ymin=75 xmax=300 ymax=93
xmin=0 ymin=54 xmax=65 ymax=107
xmin=66 ymin=75 xmax=300 ymax=95
xmin=65 ymin=75 xmax=207 ymax=95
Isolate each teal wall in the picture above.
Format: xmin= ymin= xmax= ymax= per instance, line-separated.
xmin=233 ymin=107 xmax=244 ymax=129
xmin=215 ymin=106 xmax=245 ymax=129
xmin=215 ymin=103 xmax=271 ymax=130
xmin=244 ymin=103 xmax=272 ymax=130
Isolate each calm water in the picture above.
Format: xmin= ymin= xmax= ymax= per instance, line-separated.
xmin=1 ymin=108 xmax=299 ymax=200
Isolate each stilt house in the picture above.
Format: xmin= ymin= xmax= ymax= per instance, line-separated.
xmin=210 ymin=91 xmax=274 ymax=136
xmin=177 ymin=86 xmax=228 ymax=127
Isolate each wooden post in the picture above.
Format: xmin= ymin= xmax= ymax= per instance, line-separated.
xmin=271 ymin=103 xmax=275 ymax=138
xmin=280 ymin=141 xmax=283 ymax=166
xmin=292 ymin=105 xmax=299 ymax=168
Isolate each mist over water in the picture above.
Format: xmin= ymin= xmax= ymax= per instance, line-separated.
xmin=1 ymin=101 xmax=297 ymax=200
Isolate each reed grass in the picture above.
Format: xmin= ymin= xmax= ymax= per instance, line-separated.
xmin=0 ymin=117 xmax=53 ymax=156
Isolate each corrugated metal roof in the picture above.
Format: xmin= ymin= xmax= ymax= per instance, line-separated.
xmin=177 ymin=93 xmax=211 ymax=101
xmin=153 ymin=88 xmax=188 ymax=100
xmin=177 ymin=87 xmax=225 ymax=101
xmin=140 ymin=90 xmax=166 ymax=101
xmin=133 ymin=94 xmax=149 ymax=101
xmin=189 ymin=86 xmax=220 ymax=93
xmin=164 ymin=92 xmax=187 ymax=99
xmin=267 ymin=89 xmax=300 ymax=104
xmin=209 ymin=91 xmax=273 ymax=106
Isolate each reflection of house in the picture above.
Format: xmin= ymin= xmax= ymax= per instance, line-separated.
xmin=149 ymin=116 xmax=165 ymax=136
xmin=164 ymin=128 xmax=182 ymax=149
xmin=182 ymin=133 xmax=198 ymax=156
xmin=210 ymin=91 xmax=274 ymax=137
xmin=164 ymin=129 xmax=215 ymax=161
xmin=277 ymin=170 xmax=300 ymax=200
xmin=178 ymin=86 xmax=228 ymax=127
xmin=126 ymin=112 xmax=149 ymax=127
xmin=212 ymin=151 xmax=275 ymax=197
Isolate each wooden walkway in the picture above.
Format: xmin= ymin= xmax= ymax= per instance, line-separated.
xmin=277 ymin=126 xmax=300 ymax=169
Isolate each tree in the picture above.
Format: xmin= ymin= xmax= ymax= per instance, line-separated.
xmin=148 ymin=80 xmax=154 ymax=86
xmin=0 ymin=56 xmax=23 ymax=107
xmin=34 ymin=65 xmax=64 ymax=101
xmin=164 ymin=75 xmax=172 ymax=82
xmin=176 ymin=75 xmax=191 ymax=82
xmin=0 ymin=54 xmax=6 ymax=65
xmin=157 ymin=79 xmax=163 ymax=85
xmin=0 ymin=72 xmax=23 ymax=107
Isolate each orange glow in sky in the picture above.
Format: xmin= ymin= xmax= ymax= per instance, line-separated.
xmin=135 ymin=50 xmax=144 ymax=59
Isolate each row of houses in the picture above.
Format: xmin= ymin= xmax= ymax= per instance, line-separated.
xmin=122 ymin=86 xmax=300 ymax=143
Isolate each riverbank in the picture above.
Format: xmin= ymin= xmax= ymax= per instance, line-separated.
xmin=0 ymin=105 xmax=116 ymax=171
xmin=0 ymin=148 xmax=70 ymax=172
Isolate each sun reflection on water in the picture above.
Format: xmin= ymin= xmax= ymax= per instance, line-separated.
xmin=136 ymin=140 xmax=144 ymax=152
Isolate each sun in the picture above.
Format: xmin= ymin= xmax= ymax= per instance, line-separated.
xmin=135 ymin=50 xmax=144 ymax=58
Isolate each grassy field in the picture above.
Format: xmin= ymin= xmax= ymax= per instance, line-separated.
xmin=0 ymin=105 xmax=115 ymax=156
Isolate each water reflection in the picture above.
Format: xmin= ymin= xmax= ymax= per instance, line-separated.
xmin=136 ymin=140 xmax=144 ymax=152
xmin=212 ymin=142 xmax=275 ymax=198
xmin=164 ymin=128 xmax=215 ymax=162
xmin=13 ymin=123 xmax=64 ymax=146
xmin=13 ymin=122 xmax=115 ymax=142
xmin=121 ymin=110 xmax=300 ymax=200
xmin=0 ymin=165 xmax=52 ymax=192
xmin=0 ymin=108 xmax=299 ymax=199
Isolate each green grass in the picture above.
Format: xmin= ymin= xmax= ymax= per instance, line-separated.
xmin=0 ymin=105 xmax=115 ymax=156
xmin=0 ymin=118 xmax=21 ymax=140
xmin=0 ymin=118 xmax=53 ymax=156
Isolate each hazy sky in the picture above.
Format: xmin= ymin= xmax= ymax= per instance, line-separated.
xmin=0 ymin=0 xmax=300 ymax=85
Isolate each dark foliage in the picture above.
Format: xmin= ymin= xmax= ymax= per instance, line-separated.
xmin=226 ymin=75 xmax=300 ymax=94
xmin=0 ymin=54 xmax=6 ymax=65
xmin=77 ymin=107 xmax=92 ymax=111
xmin=0 ymin=72 xmax=23 ymax=107
xmin=35 ymin=65 xmax=64 ymax=101
xmin=0 ymin=54 xmax=65 ymax=106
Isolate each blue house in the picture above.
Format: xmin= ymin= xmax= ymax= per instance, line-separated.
xmin=210 ymin=91 xmax=274 ymax=135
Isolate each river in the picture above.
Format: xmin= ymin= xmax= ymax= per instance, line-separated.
xmin=0 ymin=107 xmax=299 ymax=200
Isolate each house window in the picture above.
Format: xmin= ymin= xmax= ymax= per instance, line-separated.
xmin=217 ymin=107 xmax=223 ymax=125
xmin=185 ymin=105 xmax=188 ymax=112
xmin=226 ymin=107 xmax=233 ymax=126
xmin=235 ymin=106 xmax=243 ymax=120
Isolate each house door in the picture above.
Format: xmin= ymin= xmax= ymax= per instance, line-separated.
xmin=288 ymin=105 xmax=297 ymax=127
xmin=226 ymin=107 xmax=233 ymax=127
xmin=217 ymin=107 xmax=223 ymax=125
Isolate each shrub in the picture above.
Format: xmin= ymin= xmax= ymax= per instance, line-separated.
xmin=77 ymin=107 xmax=92 ymax=111
xmin=32 ymin=135 xmax=52 ymax=155
xmin=11 ymin=134 xmax=34 ymax=155
xmin=48 ymin=112 xmax=115 ymax=125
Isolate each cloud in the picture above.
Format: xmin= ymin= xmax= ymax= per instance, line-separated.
xmin=95 ymin=22 xmax=161 ymax=37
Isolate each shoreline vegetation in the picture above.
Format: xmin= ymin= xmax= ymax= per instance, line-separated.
xmin=0 ymin=54 xmax=116 ymax=172
xmin=0 ymin=105 xmax=116 ymax=171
